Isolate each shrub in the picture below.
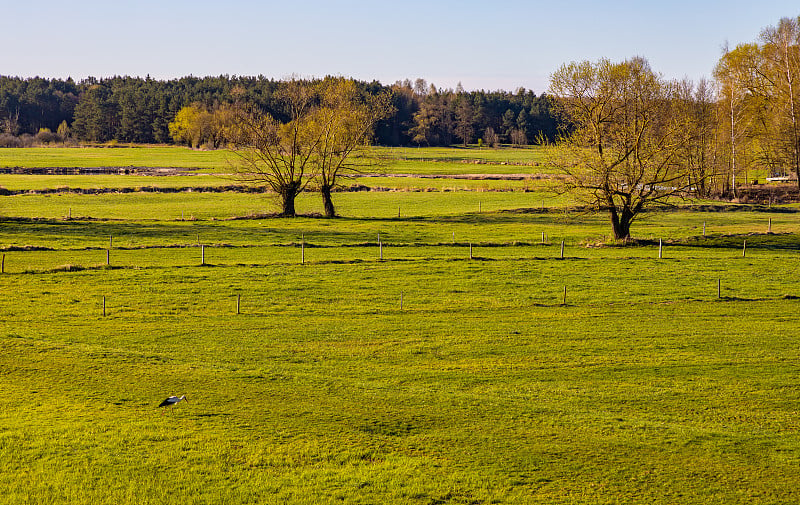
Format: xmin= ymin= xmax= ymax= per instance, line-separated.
xmin=35 ymin=129 xmax=60 ymax=145
xmin=18 ymin=134 xmax=35 ymax=147
xmin=0 ymin=133 xmax=22 ymax=148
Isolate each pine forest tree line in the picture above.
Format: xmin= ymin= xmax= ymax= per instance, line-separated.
xmin=0 ymin=74 xmax=558 ymax=147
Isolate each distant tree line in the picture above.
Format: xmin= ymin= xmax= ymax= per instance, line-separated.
xmin=0 ymin=74 xmax=559 ymax=147
xmin=380 ymin=79 xmax=558 ymax=147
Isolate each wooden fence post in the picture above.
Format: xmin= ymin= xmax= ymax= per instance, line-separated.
xmin=560 ymin=240 xmax=564 ymax=259
xmin=659 ymin=238 xmax=663 ymax=259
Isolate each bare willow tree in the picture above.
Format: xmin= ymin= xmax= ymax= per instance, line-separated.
xmin=312 ymin=78 xmax=393 ymax=217
xmin=224 ymin=79 xmax=390 ymax=217
xmin=224 ymin=81 xmax=324 ymax=217
xmin=549 ymin=57 xmax=697 ymax=241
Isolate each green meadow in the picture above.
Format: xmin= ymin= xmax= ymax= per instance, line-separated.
xmin=0 ymin=145 xmax=550 ymax=175
xmin=1 ymin=146 xmax=799 ymax=504
xmin=0 ymin=145 xmax=233 ymax=170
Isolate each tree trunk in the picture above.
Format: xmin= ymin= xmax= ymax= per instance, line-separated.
xmin=280 ymin=190 xmax=297 ymax=217
xmin=321 ymin=185 xmax=336 ymax=218
xmin=609 ymin=206 xmax=633 ymax=241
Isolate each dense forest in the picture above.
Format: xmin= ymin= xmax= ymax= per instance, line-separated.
xmin=0 ymin=75 xmax=558 ymax=147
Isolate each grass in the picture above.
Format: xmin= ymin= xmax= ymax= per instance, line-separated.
xmin=3 ymin=251 xmax=800 ymax=503
xmin=380 ymin=145 xmax=550 ymax=164
xmin=1 ymin=146 xmax=799 ymax=503
xmin=0 ymin=145 xmax=233 ymax=169
xmin=0 ymin=145 xmax=552 ymax=172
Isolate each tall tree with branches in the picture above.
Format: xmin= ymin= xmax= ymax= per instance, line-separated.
xmin=312 ymin=78 xmax=393 ymax=217
xmin=756 ymin=17 xmax=800 ymax=186
xmin=549 ymin=57 xmax=698 ymax=240
xmin=224 ymin=80 xmax=322 ymax=217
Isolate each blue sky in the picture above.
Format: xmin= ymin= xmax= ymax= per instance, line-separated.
xmin=2 ymin=1 xmax=798 ymax=93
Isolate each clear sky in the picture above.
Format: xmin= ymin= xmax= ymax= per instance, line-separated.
xmin=2 ymin=1 xmax=798 ymax=93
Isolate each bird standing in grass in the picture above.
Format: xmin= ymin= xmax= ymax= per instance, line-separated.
xmin=158 ymin=395 xmax=188 ymax=414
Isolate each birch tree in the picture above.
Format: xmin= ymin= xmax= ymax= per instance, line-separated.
xmin=759 ymin=17 xmax=800 ymax=185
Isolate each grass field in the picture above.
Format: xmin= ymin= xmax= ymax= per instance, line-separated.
xmin=0 ymin=145 xmax=547 ymax=168
xmin=1 ymin=146 xmax=799 ymax=504
xmin=0 ymin=145 xmax=233 ymax=169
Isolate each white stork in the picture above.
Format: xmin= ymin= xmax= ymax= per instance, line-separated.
xmin=158 ymin=395 xmax=188 ymax=414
